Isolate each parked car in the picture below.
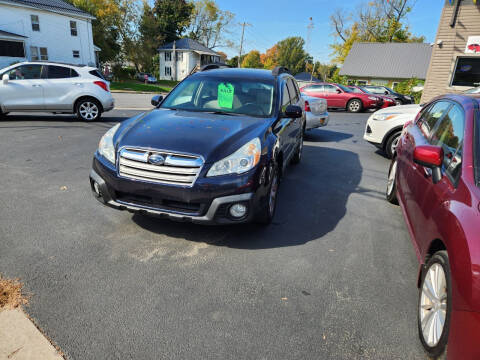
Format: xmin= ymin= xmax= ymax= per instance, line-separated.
xmin=386 ymin=94 xmax=480 ymax=360
xmin=364 ymin=104 xmax=422 ymax=158
xmin=348 ymin=85 xmax=396 ymax=108
xmin=136 ymin=72 xmax=157 ymax=83
xmin=0 ymin=62 xmax=114 ymax=121
xmin=362 ymin=85 xmax=413 ymax=105
xmin=90 ymin=66 xmax=305 ymax=225
xmin=300 ymin=82 xmax=383 ymax=113
xmin=301 ymin=95 xmax=329 ymax=130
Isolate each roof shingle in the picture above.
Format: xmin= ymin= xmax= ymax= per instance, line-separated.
xmin=158 ymin=38 xmax=219 ymax=56
xmin=2 ymin=0 xmax=94 ymax=18
xmin=339 ymin=42 xmax=433 ymax=80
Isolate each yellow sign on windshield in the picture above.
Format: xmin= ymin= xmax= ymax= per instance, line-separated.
xmin=218 ymin=83 xmax=234 ymax=109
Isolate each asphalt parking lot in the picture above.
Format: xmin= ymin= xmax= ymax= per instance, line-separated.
xmin=0 ymin=109 xmax=425 ymax=359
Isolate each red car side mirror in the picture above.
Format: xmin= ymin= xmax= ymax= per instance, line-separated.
xmin=336 ymin=89 xmax=342 ymax=94
xmin=413 ymin=145 xmax=444 ymax=184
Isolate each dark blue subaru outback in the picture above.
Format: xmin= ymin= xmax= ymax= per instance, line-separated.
xmin=90 ymin=66 xmax=305 ymax=225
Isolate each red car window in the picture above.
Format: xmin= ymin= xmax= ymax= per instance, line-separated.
xmin=418 ymin=101 xmax=452 ymax=139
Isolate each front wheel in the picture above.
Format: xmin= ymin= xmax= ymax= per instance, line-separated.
xmin=418 ymin=251 xmax=451 ymax=359
xmin=255 ymin=163 xmax=279 ymax=225
xmin=0 ymin=110 xmax=8 ymax=120
xmin=385 ymin=131 xmax=401 ymax=159
xmin=77 ymin=99 xmax=101 ymax=121
xmin=386 ymin=159 xmax=398 ymax=204
xmin=395 ymin=99 xmax=403 ymax=106
xmin=347 ymin=99 xmax=363 ymax=113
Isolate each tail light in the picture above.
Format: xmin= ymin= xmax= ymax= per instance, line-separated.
xmin=94 ymin=81 xmax=109 ymax=92
xmin=305 ymin=100 xmax=311 ymax=112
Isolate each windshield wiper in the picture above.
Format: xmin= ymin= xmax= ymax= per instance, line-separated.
xmin=203 ymin=111 xmax=241 ymax=116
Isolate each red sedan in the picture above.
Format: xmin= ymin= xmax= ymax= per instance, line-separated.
xmin=348 ymin=85 xmax=396 ymax=108
xmin=300 ymin=82 xmax=382 ymax=113
xmin=386 ymin=94 xmax=480 ymax=359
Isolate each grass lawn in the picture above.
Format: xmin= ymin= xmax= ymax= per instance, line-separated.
xmin=110 ymin=81 xmax=173 ymax=93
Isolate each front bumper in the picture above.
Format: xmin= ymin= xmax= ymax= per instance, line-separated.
xmin=89 ymin=155 xmax=266 ymax=225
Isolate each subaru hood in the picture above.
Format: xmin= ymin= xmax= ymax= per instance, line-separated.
xmin=115 ymin=109 xmax=269 ymax=163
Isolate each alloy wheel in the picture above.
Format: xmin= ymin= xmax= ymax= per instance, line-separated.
xmin=268 ymin=169 xmax=278 ymax=216
xmin=387 ymin=160 xmax=397 ymax=196
xmin=349 ymin=100 xmax=361 ymax=112
xmin=390 ymin=135 xmax=400 ymax=156
xmin=79 ymin=102 xmax=99 ymax=121
xmin=419 ymin=263 xmax=448 ymax=347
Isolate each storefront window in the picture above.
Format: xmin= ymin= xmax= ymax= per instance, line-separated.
xmin=451 ymin=57 xmax=480 ymax=87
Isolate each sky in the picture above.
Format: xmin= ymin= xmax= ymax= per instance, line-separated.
xmin=214 ymin=0 xmax=443 ymax=64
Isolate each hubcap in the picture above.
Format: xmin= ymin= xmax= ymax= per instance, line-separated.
xmin=391 ymin=135 xmax=400 ymax=155
xmin=350 ymin=101 xmax=360 ymax=112
xmin=79 ymin=102 xmax=99 ymax=120
xmin=387 ymin=160 xmax=397 ymax=196
xmin=420 ymin=263 xmax=447 ymax=347
xmin=395 ymin=100 xmax=402 ymax=106
xmin=269 ymin=170 xmax=278 ymax=216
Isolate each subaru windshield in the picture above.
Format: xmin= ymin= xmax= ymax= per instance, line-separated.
xmin=161 ymin=76 xmax=276 ymax=118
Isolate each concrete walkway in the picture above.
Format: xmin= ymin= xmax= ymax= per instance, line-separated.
xmin=112 ymin=92 xmax=163 ymax=111
xmin=0 ymin=309 xmax=63 ymax=360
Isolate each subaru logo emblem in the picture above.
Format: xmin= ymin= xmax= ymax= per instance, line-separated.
xmin=148 ymin=153 xmax=165 ymax=165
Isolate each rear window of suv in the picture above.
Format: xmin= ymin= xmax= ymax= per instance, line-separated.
xmin=89 ymin=70 xmax=105 ymax=80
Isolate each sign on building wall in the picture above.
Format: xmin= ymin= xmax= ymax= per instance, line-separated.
xmin=465 ymin=36 xmax=480 ymax=53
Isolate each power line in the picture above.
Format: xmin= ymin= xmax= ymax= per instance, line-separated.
xmin=238 ymin=22 xmax=251 ymax=67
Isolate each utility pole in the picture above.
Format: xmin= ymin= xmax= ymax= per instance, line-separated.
xmin=306 ymin=17 xmax=314 ymax=82
xmin=238 ymin=22 xmax=251 ymax=68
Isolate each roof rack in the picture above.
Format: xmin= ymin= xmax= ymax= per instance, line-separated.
xmin=200 ymin=63 xmax=231 ymax=72
xmin=272 ymin=66 xmax=290 ymax=76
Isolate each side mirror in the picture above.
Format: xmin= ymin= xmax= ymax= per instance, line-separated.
xmin=2 ymin=74 xmax=8 ymax=85
xmin=151 ymin=95 xmax=163 ymax=107
xmin=413 ymin=145 xmax=444 ymax=184
xmin=336 ymin=89 xmax=342 ymax=94
xmin=284 ymin=105 xmax=303 ymax=118
xmin=384 ymin=91 xmax=389 ymax=95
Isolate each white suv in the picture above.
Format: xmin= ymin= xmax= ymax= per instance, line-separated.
xmin=0 ymin=62 xmax=114 ymax=121
xmin=364 ymin=104 xmax=422 ymax=158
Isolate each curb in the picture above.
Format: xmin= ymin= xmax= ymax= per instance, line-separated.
xmin=0 ymin=308 xmax=63 ymax=359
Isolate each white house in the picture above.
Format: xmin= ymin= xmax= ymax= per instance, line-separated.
xmin=0 ymin=0 xmax=98 ymax=69
xmin=158 ymin=38 xmax=223 ymax=81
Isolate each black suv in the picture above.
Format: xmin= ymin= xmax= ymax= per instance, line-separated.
xmin=90 ymin=66 xmax=305 ymax=225
xmin=362 ymin=85 xmax=413 ymax=105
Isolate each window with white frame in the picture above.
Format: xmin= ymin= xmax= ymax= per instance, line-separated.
xmin=165 ymin=66 xmax=172 ymax=76
xmin=357 ymin=80 xmax=368 ymax=85
xmin=165 ymin=52 xmax=171 ymax=61
xmin=176 ymin=52 xmax=183 ymax=61
xmin=392 ymin=82 xmax=399 ymax=90
xmin=30 ymin=46 xmax=39 ymax=60
xmin=31 ymin=47 xmax=48 ymax=60
xmin=31 ymin=15 xmax=40 ymax=31
xmin=40 ymin=47 xmax=48 ymax=60
xmin=73 ymin=50 xmax=80 ymax=58
xmin=70 ymin=21 xmax=77 ymax=36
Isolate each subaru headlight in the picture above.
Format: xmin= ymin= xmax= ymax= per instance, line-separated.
xmin=98 ymin=123 xmax=120 ymax=164
xmin=368 ymin=96 xmax=378 ymax=101
xmin=372 ymin=113 xmax=399 ymax=121
xmin=207 ymin=138 xmax=261 ymax=177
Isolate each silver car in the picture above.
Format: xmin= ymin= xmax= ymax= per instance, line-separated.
xmin=0 ymin=61 xmax=115 ymax=121
xmin=302 ymin=95 xmax=329 ymax=130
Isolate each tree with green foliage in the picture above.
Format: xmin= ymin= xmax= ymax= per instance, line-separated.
xmin=260 ymin=45 xmax=279 ymax=70
xmin=188 ymin=0 xmax=234 ymax=49
xmin=241 ymin=50 xmax=263 ymax=68
xmin=330 ymin=0 xmax=425 ymax=64
xmin=276 ymin=37 xmax=309 ymax=75
xmin=225 ymin=55 xmax=245 ymax=68
xmin=151 ymin=0 xmax=194 ymax=44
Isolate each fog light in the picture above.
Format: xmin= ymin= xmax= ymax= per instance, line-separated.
xmin=93 ymin=181 xmax=101 ymax=196
xmin=229 ymin=203 xmax=247 ymax=218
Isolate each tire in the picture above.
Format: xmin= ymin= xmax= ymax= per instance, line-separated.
xmin=291 ymin=128 xmax=304 ymax=165
xmin=395 ymin=99 xmax=403 ymax=106
xmin=347 ymin=99 xmax=363 ymax=113
xmin=255 ymin=162 xmax=279 ymax=225
xmin=76 ymin=98 xmax=102 ymax=121
xmin=386 ymin=158 xmax=399 ymax=204
xmin=385 ymin=131 xmax=401 ymax=159
xmin=0 ymin=109 xmax=8 ymax=120
xmin=418 ymin=251 xmax=452 ymax=359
